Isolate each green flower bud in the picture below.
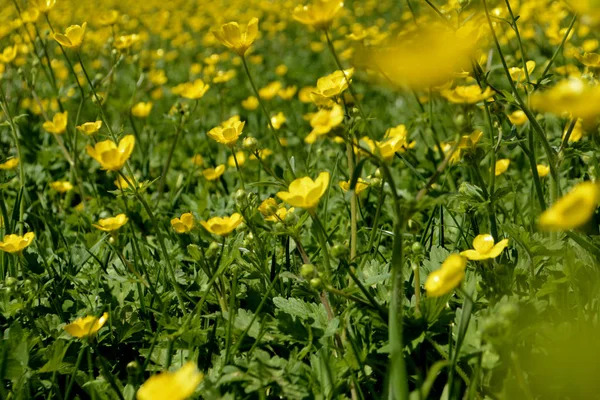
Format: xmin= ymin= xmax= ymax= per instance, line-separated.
xmin=300 ymin=263 xmax=316 ymax=278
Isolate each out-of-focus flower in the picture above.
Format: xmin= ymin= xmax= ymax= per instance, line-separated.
xmin=575 ymin=52 xmax=600 ymax=68
xmin=114 ymin=175 xmax=140 ymax=190
xmin=171 ymin=213 xmax=194 ymax=234
xmin=509 ymin=60 xmax=536 ymax=82
xmin=494 ymin=159 xmax=510 ymax=176
xmin=131 ymin=102 xmax=153 ymax=118
xmin=241 ymin=96 xmax=259 ymax=110
xmin=277 ymin=172 xmax=330 ymax=209
xmin=293 ymin=0 xmax=344 ymax=30
xmin=275 ymin=64 xmax=288 ymax=76
xmin=86 ymin=135 xmax=135 ymax=171
xmin=339 ymin=178 xmax=369 ymax=195
xmin=213 ymin=69 xmax=236 ymax=83
xmin=208 ymin=118 xmax=245 ymax=146
xmin=98 ymin=10 xmax=119 ymax=26
xmin=65 ymin=313 xmax=108 ymax=338
xmin=536 ymin=164 xmax=550 ymax=178
xmin=136 ymin=362 xmax=203 ymax=400
xmin=313 ymin=69 xmax=354 ymax=98
xmin=539 ymin=181 xmax=600 ymax=231
xmin=0 ymin=157 xmax=19 ymax=170
xmin=114 ymin=34 xmax=140 ymax=51
xmin=461 ymin=234 xmax=509 ymax=260
xmin=54 ymin=23 xmax=87 ymax=49
xmin=0 ymin=232 xmax=35 ymax=253
xmin=278 ymin=86 xmax=297 ymax=100
xmin=180 ymin=79 xmax=210 ymax=100
xmin=93 ymin=214 xmax=128 ymax=232
xmin=43 ymin=111 xmax=68 ymax=134
xmin=376 ymin=135 xmax=409 ymax=160
xmin=299 ymin=86 xmax=317 ymax=103
xmin=531 ymin=78 xmax=600 ymax=121
xmin=202 ymin=165 xmax=225 ymax=180
xmin=212 ymin=18 xmax=259 ymax=56
xmin=0 ymin=46 xmax=17 ymax=63
xmin=77 ymin=120 xmax=102 ymax=135
xmin=568 ymin=0 xmax=600 ymax=24
xmin=304 ymin=104 xmax=344 ymax=144
xmin=228 ymin=151 xmax=246 ymax=167
xmin=270 ymin=112 xmax=286 ymax=130
xmin=425 ymin=254 xmax=467 ymax=297
xmin=191 ymin=154 xmax=204 ymax=167
xmin=259 ymin=81 xmax=282 ymax=100
xmin=201 ymin=213 xmax=243 ymax=236
xmin=508 ymin=110 xmax=528 ymax=126
xmin=33 ymin=0 xmax=56 ymax=13
xmin=564 ymin=118 xmax=584 ymax=142
xmin=50 ymin=181 xmax=73 ymax=193
xmin=441 ymin=85 xmax=494 ymax=104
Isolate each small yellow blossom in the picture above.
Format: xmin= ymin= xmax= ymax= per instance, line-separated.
xmin=293 ymin=0 xmax=344 ymax=30
xmin=212 ymin=18 xmax=259 ymax=56
xmin=43 ymin=111 xmax=68 ymax=135
xmin=441 ymin=85 xmax=494 ymax=104
xmin=508 ymin=60 xmax=536 ymax=82
xmin=531 ymin=78 xmax=600 ymax=121
xmin=171 ymin=213 xmax=194 ymax=234
xmin=191 ymin=154 xmax=204 ymax=167
xmin=305 ymin=104 xmax=344 ymax=144
xmin=278 ymin=86 xmax=298 ymax=100
xmin=575 ymin=52 xmax=600 ymax=68
xmin=64 ymin=313 xmax=108 ymax=338
xmin=200 ymin=213 xmax=243 ymax=236
xmin=270 ymin=112 xmax=286 ymax=130
xmin=241 ymin=96 xmax=259 ymax=110
xmin=461 ymin=234 xmax=509 ymax=261
xmin=93 ymin=214 xmax=128 ymax=232
xmin=131 ymin=102 xmax=153 ymax=118
xmin=0 ymin=232 xmax=35 ymax=254
xmin=259 ymin=81 xmax=282 ymax=100
xmin=508 ymin=110 xmax=528 ymax=126
xmin=0 ymin=46 xmax=17 ymax=64
xmin=339 ymin=178 xmax=369 ymax=195
xmin=50 ymin=181 xmax=73 ymax=193
xmin=76 ymin=120 xmax=102 ymax=135
xmin=180 ymin=79 xmax=210 ymax=100
xmin=539 ymin=181 xmax=600 ymax=231
xmin=314 ymin=69 xmax=354 ymax=98
xmin=564 ymin=118 xmax=584 ymax=143
xmin=228 ymin=151 xmax=246 ymax=167
xmin=86 ymin=135 xmax=135 ymax=171
xmin=275 ymin=64 xmax=288 ymax=76
xmin=136 ymin=362 xmax=203 ymax=400
xmin=33 ymin=0 xmax=56 ymax=13
xmin=98 ymin=10 xmax=119 ymax=26
xmin=0 ymin=158 xmax=19 ymax=170
xmin=277 ymin=172 xmax=330 ymax=210
xmin=202 ymin=165 xmax=225 ymax=180
xmin=425 ymin=254 xmax=467 ymax=297
xmin=536 ymin=164 xmax=550 ymax=178
xmin=208 ymin=119 xmax=245 ymax=146
xmin=494 ymin=159 xmax=510 ymax=176
xmin=54 ymin=23 xmax=87 ymax=49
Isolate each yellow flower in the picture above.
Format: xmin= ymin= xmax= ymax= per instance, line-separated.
xmin=213 ymin=70 xmax=237 ymax=83
xmin=293 ymin=0 xmax=344 ymax=30
xmin=76 ymin=120 xmax=102 ymax=135
xmin=114 ymin=175 xmax=140 ymax=190
xmin=93 ymin=214 xmax=128 ymax=232
xmin=299 ymin=86 xmax=317 ymax=103
xmin=425 ymin=254 xmax=467 ymax=297
xmin=0 ymin=157 xmax=19 ymax=170
xmin=536 ymin=164 xmax=550 ymax=178
xmin=227 ymin=151 xmax=246 ymax=167
xmin=539 ymin=181 xmax=600 ymax=231
xmin=460 ymin=234 xmax=509 ymax=261
xmin=314 ymin=69 xmax=354 ymax=98
xmin=50 ymin=181 xmax=73 ymax=193
xmin=258 ymin=198 xmax=279 ymax=219
xmin=200 ymin=213 xmax=243 ymax=236
xmin=114 ymin=34 xmax=140 ymax=50
xmin=212 ymin=18 xmax=259 ymax=56
xmin=180 ymin=79 xmax=210 ymax=100
xmin=494 ymin=159 xmax=510 ymax=176
xmin=43 ymin=111 xmax=68 ymax=135
xmin=259 ymin=81 xmax=282 ymax=100
xmin=208 ymin=120 xmax=245 ymax=147
xmin=339 ymin=178 xmax=369 ymax=195
xmin=33 ymin=0 xmax=56 ymax=13
xmin=376 ymin=135 xmax=408 ymax=160
xmin=64 ymin=313 xmax=108 ymax=338
xmin=270 ymin=112 xmax=286 ymax=130
xmin=131 ymin=102 xmax=153 ymax=118
xmin=0 ymin=232 xmax=35 ymax=253
xmin=191 ymin=154 xmax=204 ymax=167
xmin=53 ymin=23 xmax=87 ymax=49
xmin=575 ymin=52 xmax=600 ymax=68
xmin=275 ymin=64 xmax=288 ymax=76
xmin=508 ymin=60 xmax=536 ymax=82
xmin=278 ymin=86 xmax=298 ymax=100
xmin=305 ymin=104 xmax=344 ymax=144
xmin=86 ymin=135 xmax=135 ymax=171
xmin=202 ymin=165 xmax=225 ymax=181
xmin=0 ymin=46 xmax=17 ymax=64
xmin=136 ymin=362 xmax=203 ymax=400
xmin=241 ymin=96 xmax=259 ymax=110
xmin=565 ymin=118 xmax=584 ymax=143
xmin=171 ymin=213 xmax=194 ymax=234
xmin=98 ymin=10 xmax=119 ymax=26
xmin=441 ymin=85 xmax=494 ymax=104
xmin=277 ymin=172 xmax=330 ymax=210
xmin=508 ymin=110 xmax=528 ymax=126
xmin=531 ymin=78 xmax=600 ymax=121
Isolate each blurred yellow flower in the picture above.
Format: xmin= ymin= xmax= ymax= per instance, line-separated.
xmin=531 ymin=78 xmax=600 ymax=121
xmin=64 ymin=313 xmax=108 ymax=338
xmin=278 ymin=86 xmax=297 ymax=100
xmin=54 ymin=23 xmax=87 ymax=49
xmin=339 ymin=178 xmax=369 ymax=195
xmin=191 ymin=154 xmax=204 ymax=167
xmin=425 ymin=254 xmax=467 ymax=297
xmin=180 ymin=79 xmax=210 ymax=100
xmin=508 ymin=110 xmax=528 ymax=126
xmin=461 ymin=234 xmax=509 ymax=260
xmin=275 ymin=64 xmax=288 ymax=76
xmin=76 ymin=120 xmax=102 ymax=135
xmin=314 ymin=69 xmax=354 ymax=98
xmin=270 ymin=112 xmax=286 ymax=130
xmin=131 ymin=102 xmax=153 ymax=118
xmin=241 ymin=96 xmax=259 ymax=110
xmin=171 ymin=213 xmax=194 ymax=234
xmin=564 ymin=118 xmax=584 ymax=142
xmin=114 ymin=175 xmax=140 ymax=190
xmin=304 ymin=104 xmax=344 ymax=144
xmin=202 ymin=165 xmax=225 ymax=180
xmin=376 ymin=135 xmax=408 ymax=160
xmin=0 ymin=46 xmax=17 ymax=64
xmin=114 ymin=34 xmax=140 ymax=50
xmin=494 ymin=159 xmax=510 ymax=176
xmin=50 ymin=181 xmax=73 ymax=193
xmin=33 ymin=0 xmax=56 ymax=13
xmin=299 ymin=86 xmax=317 ymax=103
xmin=277 ymin=172 xmax=330 ymax=210
xmin=0 ymin=157 xmax=19 ymax=170
xmin=259 ymin=81 xmax=282 ymax=100
xmin=509 ymin=60 xmax=536 ymax=82
xmin=201 ymin=213 xmax=243 ymax=236
xmin=98 ymin=10 xmax=119 ymax=26
xmin=0 ymin=232 xmax=35 ymax=254
xmin=212 ymin=18 xmax=259 ymax=56
xmin=86 ymin=135 xmax=135 ymax=171
xmin=539 ymin=181 xmax=600 ymax=231
xmin=441 ymin=85 xmax=494 ymax=104
xmin=228 ymin=151 xmax=246 ymax=167
xmin=293 ymin=0 xmax=344 ymax=30
xmin=575 ymin=52 xmax=600 ymax=68
xmin=136 ymin=362 xmax=203 ymax=400
xmin=43 ymin=111 xmax=68 ymax=135
xmin=93 ymin=214 xmax=128 ymax=232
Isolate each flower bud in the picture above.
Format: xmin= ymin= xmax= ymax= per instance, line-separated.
xmin=242 ymin=136 xmax=258 ymax=150
xmin=331 ymin=244 xmax=348 ymax=258
xmin=310 ymin=277 xmax=322 ymax=289
xmin=300 ymin=263 xmax=316 ymax=278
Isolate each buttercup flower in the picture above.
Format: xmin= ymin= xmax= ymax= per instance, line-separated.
xmin=441 ymin=85 xmax=494 ymax=104
xmin=33 ymin=0 xmax=56 ymax=13
xmin=93 ymin=214 xmax=128 ymax=232
xmin=509 ymin=60 xmax=536 ymax=82
xmin=50 ymin=181 xmax=73 ymax=193
xmin=293 ymin=0 xmax=344 ymax=30
xmin=201 ymin=213 xmax=243 ymax=236
xmin=305 ymin=104 xmax=344 ymax=144
xmin=241 ymin=96 xmax=259 ymax=110
xmin=212 ymin=18 xmax=259 ymax=56
xmin=575 ymin=52 xmax=600 ymax=68
xmin=180 ymin=79 xmax=210 ymax=100
xmin=64 ymin=312 xmax=108 ymax=338
xmin=539 ymin=181 xmax=600 ymax=231
xmin=339 ymin=178 xmax=369 ymax=195
xmin=531 ymin=78 xmax=600 ymax=121
xmin=98 ymin=10 xmax=119 ymax=26
xmin=114 ymin=175 xmax=141 ymax=190
xmin=136 ymin=362 xmax=203 ymax=400
xmin=77 ymin=120 xmax=102 ymax=135
xmin=565 ymin=118 xmax=584 ymax=142
xmin=207 ymin=119 xmax=245 ymax=146
xmin=0 ymin=157 xmax=19 ymax=170
xmin=191 ymin=154 xmax=204 ymax=167
xmin=131 ymin=102 xmax=153 ymax=118
xmin=86 ymin=135 xmax=135 ymax=171
xmin=536 ymin=164 xmax=550 ymax=178
xmin=376 ymin=135 xmax=408 ymax=160
xmin=0 ymin=46 xmax=17 ymax=63
xmin=277 ymin=172 xmax=330 ymax=210
xmin=425 ymin=254 xmax=467 ymax=297
xmin=314 ymin=69 xmax=354 ymax=98
xmin=259 ymin=81 xmax=282 ymax=100
xmin=494 ymin=159 xmax=510 ymax=176
xmin=171 ymin=213 xmax=194 ymax=234
xmin=508 ymin=110 xmax=528 ymax=126
xmin=228 ymin=151 xmax=246 ymax=167
xmin=202 ymin=165 xmax=225 ymax=180
xmin=270 ymin=112 xmax=286 ymax=130
xmin=43 ymin=111 xmax=68 ymax=134
xmin=0 ymin=232 xmax=35 ymax=254
xmin=54 ymin=23 xmax=87 ymax=49
xmin=461 ymin=234 xmax=509 ymax=261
